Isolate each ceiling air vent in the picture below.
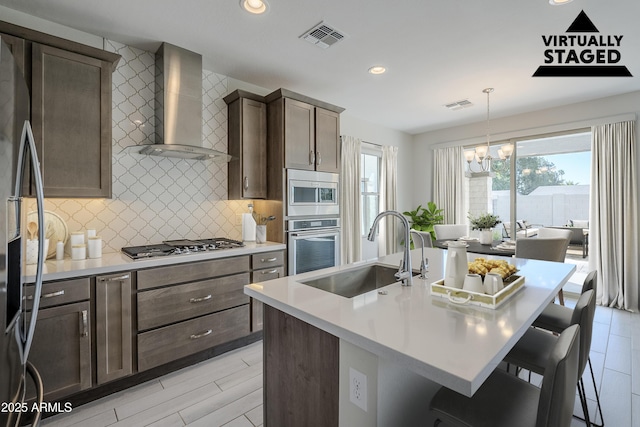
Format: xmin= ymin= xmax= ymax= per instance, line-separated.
xmin=444 ymin=99 xmax=473 ymax=111
xmin=300 ymin=22 xmax=348 ymax=49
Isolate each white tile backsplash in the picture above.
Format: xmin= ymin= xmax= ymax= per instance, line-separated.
xmin=31 ymin=40 xmax=247 ymax=255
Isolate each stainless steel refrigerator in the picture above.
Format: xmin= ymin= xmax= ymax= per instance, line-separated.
xmin=1 ymin=39 xmax=46 ymax=426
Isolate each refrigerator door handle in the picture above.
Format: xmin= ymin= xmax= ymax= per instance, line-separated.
xmin=14 ymin=120 xmax=46 ymax=365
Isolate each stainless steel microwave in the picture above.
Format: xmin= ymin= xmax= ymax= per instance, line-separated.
xmin=286 ymin=169 xmax=339 ymax=217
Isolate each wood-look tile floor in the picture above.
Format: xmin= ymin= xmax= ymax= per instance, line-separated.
xmin=42 ymin=298 xmax=640 ymax=427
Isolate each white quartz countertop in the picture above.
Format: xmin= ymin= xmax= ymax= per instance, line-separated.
xmin=26 ymin=241 xmax=286 ymax=282
xmin=244 ymin=247 xmax=576 ymax=397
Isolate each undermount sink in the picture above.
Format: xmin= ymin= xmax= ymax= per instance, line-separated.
xmin=300 ymin=264 xmax=414 ymax=298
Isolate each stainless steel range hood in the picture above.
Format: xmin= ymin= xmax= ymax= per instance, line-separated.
xmin=140 ymin=42 xmax=231 ymax=161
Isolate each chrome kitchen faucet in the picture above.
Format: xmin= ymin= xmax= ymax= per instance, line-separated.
xmin=368 ymin=210 xmax=413 ymax=286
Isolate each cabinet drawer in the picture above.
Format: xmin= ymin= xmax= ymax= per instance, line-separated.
xmin=137 ymin=273 xmax=250 ymax=331
xmin=137 ymin=305 xmax=250 ymax=371
xmin=251 ymin=266 xmax=285 ymax=283
xmin=251 ymin=251 xmax=284 ymax=269
xmin=25 ymin=277 xmax=90 ymax=309
xmin=137 ymin=256 xmax=250 ymax=290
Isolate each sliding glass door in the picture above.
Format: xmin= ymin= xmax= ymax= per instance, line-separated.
xmin=514 ymin=131 xmax=591 ymax=231
xmin=465 ymin=130 xmax=591 ymax=240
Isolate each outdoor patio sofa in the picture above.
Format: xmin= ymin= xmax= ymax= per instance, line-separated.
xmin=550 ymin=220 xmax=589 ymax=258
xmin=502 ymin=220 xmax=540 ymax=239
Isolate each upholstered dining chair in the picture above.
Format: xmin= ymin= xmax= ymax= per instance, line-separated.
xmin=429 ymin=324 xmax=580 ymax=427
xmin=433 ymin=224 xmax=467 ymax=240
xmin=410 ymin=230 xmax=433 ymax=248
xmin=504 ymin=289 xmax=596 ymax=427
xmin=533 ymin=271 xmax=603 ymax=427
xmin=515 ymin=237 xmax=571 ymax=305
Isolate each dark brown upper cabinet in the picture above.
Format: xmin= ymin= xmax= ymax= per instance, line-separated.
xmin=225 ymin=90 xmax=267 ymax=200
xmin=1 ymin=21 xmax=120 ymax=198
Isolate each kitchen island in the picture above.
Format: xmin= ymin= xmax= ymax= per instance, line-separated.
xmin=244 ymin=247 xmax=576 ymax=427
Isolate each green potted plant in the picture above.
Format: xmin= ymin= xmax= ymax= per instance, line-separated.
xmin=467 ymin=212 xmax=501 ymax=245
xmin=403 ymin=201 xmax=444 ymax=243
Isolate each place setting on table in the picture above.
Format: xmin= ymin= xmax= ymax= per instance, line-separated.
xmin=434 ymin=236 xmax=516 ymax=256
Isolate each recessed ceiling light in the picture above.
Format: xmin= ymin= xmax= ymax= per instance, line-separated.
xmin=368 ymin=66 xmax=386 ymax=75
xmin=549 ymin=0 xmax=573 ymax=5
xmin=241 ymin=0 xmax=268 ymax=14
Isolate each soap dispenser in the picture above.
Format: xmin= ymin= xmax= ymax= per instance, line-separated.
xmin=242 ymin=204 xmax=256 ymax=242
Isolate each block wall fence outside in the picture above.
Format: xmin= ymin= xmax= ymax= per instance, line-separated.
xmin=27 ymin=40 xmax=247 ymax=255
xmin=492 ymin=191 xmax=589 ymax=227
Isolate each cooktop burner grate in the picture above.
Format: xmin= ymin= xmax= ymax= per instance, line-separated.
xmin=122 ymin=237 xmax=245 ymax=259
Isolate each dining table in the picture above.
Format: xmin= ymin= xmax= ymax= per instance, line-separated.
xmin=434 ymin=238 xmax=516 ymax=256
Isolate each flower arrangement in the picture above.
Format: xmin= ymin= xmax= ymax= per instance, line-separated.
xmin=468 ymin=212 xmax=501 ymax=230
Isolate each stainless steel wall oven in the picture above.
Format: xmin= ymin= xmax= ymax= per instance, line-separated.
xmin=287 ymin=218 xmax=340 ymax=275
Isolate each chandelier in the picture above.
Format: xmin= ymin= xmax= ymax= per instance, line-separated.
xmin=464 ymin=88 xmax=513 ymax=177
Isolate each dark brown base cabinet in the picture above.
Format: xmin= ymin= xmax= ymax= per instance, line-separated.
xmin=264 ymin=305 xmax=339 ymax=427
xmin=25 ymin=249 xmax=285 ymax=408
xmin=25 ymin=275 xmax=93 ymax=402
xmin=136 ymin=256 xmax=253 ymax=371
xmin=249 ymin=250 xmax=286 ymax=332
xmin=95 ymin=273 xmax=133 ymax=384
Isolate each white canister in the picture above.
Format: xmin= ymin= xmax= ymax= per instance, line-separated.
xmin=86 ymin=229 xmax=96 ymax=238
xmin=70 ymin=232 xmax=85 ymax=246
xmin=88 ymin=236 xmax=102 ymax=259
xmin=71 ymin=244 xmax=86 ymax=260
xmin=56 ymin=241 xmax=64 ymax=260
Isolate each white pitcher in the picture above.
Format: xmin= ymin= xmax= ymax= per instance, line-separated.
xmin=444 ymin=242 xmax=468 ymax=289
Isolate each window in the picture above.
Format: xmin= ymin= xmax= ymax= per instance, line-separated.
xmin=361 ymin=150 xmax=381 ymax=236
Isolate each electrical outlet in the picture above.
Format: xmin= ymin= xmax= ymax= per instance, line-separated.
xmin=349 ymin=367 xmax=367 ymax=412
xmin=236 ymin=214 xmax=243 ymax=226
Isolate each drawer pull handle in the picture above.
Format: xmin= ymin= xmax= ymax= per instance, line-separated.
xmin=26 ymin=289 xmax=65 ymax=300
xmin=189 ymin=294 xmax=212 ymax=303
xmin=81 ymin=310 xmax=88 ymax=337
xmin=316 ymin=151 xmax=322 ymax=166
xmin=262 ymin=269 xmax=278 ymax=275
xmin=309 ymin=150 xmax=315 ymax=166
xmin=190 ymin=329 xmax=212 ymax=340
xmin=244 ymin=176 xmax=249 ymax=191
xmin=99 ymin=274 xmax=130 ymax=282
xmin=261 ymin=257 xmax=278 ymax=263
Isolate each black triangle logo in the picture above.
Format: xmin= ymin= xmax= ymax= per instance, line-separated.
xmin=566 ymin=10 xmax=599 ymax=33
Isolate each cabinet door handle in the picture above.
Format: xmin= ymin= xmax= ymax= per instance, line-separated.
xmin=244 ymin=176 xmax=249 ymax=191
xmin=189 ymin=294 xmax=212 ymax=303
xmin=80 ymin=310 xmax=88 ymax=337
xmin=190 ymin=329 xmax=212 ymax=340
xmin=316 ymin=151 xmax=322 ymax=166
xmin=309 ymin=150 xmax=315 ymax=165
xmin=261 ymin=257 xmax=278 ymax=263
xmin=26 ymin=289 xmax=65 ymax=300
xmin=261 ymin=269 xmax=279 ymax=275
xmin=99 ymin=274 xmax=130 ymax=282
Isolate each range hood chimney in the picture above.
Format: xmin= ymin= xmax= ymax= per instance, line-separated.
xmin=139 ymin=42 xmax=231 ymax=161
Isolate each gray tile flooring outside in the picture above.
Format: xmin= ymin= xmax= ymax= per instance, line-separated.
xmin=42 ymin=298 xmax=640 ymax=427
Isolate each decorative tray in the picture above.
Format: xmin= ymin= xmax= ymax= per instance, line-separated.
xmin=430 ymin=275 xmax=525 ymax=309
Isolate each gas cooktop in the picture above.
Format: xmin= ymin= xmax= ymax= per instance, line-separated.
xmin=121 ymin=238 xmax=245 ymax=260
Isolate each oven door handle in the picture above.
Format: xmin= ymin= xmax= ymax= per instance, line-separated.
xmin=289 ymin=229 xmax=340 ymax=238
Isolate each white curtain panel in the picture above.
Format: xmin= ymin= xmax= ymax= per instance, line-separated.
xmin=340 ymin=135 xmax=362 ymax=264
xmin=380 ymin=145 xmax=398 ymax=256
xmin=433 ymin=146 xmax=467 ymax=225
xmin=590 ymin=120 xmax=638 ymax=311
